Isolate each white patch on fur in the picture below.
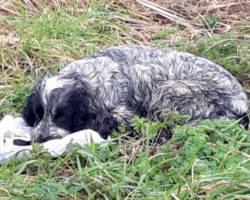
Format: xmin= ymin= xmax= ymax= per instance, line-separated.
xmin=111 ymin=106 xmax=135 ymax=123
xmin=231 ymin=99 xmax=248 ymax=114
xmin=41 ymin=76 xmax=74 ymax=105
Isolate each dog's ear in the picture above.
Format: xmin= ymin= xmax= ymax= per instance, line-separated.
xmin=22 ymin=81 xmax=44 ymax=127
xmin=73 ymin=105 xmax=118 ymax=139
xmin=71 ymin=80 xmax=118 ymax=139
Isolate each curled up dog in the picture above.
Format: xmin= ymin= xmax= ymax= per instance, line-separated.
xmin=22 ymin=46 xmax=249 ymax=143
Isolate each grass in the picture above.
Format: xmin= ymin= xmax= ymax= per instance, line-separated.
xmin=1 ymin=118 xmax=250 ymax=199
xmin=0 ymin=0 xmax=250 ymax=199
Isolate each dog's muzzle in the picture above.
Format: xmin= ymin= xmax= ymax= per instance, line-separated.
xmin=31 ymin=119 xmax=69 ymax=143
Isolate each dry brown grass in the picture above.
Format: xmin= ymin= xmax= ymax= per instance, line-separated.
xmin=113 ymin=0 xmax=250 ymax=39
xmin=1 ymin=0 xmax=249 ymax=44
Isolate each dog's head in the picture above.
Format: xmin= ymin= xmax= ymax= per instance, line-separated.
xmin=23 ymin=73 xmax=117 ymax=143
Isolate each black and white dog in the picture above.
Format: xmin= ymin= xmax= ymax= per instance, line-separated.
xmin=23 ymin=46 xmax=249 ymax=143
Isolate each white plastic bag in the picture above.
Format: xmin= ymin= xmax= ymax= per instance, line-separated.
xmin=0 ymin=115 xmax=107 ymax=164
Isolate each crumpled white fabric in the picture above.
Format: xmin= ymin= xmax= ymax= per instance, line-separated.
xmin=0 ymin=115 xmax=107 ymax=164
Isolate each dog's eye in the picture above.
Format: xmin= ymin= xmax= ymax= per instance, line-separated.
xmin=53 ymin=111 xmax=64 ymax=121
xmin=53 ymin=109 xmax=72 ymax=122
xmin=53 ymin=108 xmax=73 ymax=130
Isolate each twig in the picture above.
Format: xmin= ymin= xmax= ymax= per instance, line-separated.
xmin=0 ymin=85 xmax=12 ymax=90
xmin=200 ymin=2 xmax=249 ymax=12
xmin=0 ymin=0 xmax=20 ymax=16
xmin=113 ymin=15 xmax=150 ymax=26
xmin=171 ymin=193 xmax=181 ymax=200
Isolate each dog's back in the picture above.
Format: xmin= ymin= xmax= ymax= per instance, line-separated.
xmin=61 ymin=46 xmax=249 ymax=128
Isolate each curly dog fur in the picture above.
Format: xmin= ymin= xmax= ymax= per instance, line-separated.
xmin=22 ymin=46 xmax=249 ymax=143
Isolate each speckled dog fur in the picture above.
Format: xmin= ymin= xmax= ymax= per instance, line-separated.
xmin=23 ymin=46 xmax=249 ymax=143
